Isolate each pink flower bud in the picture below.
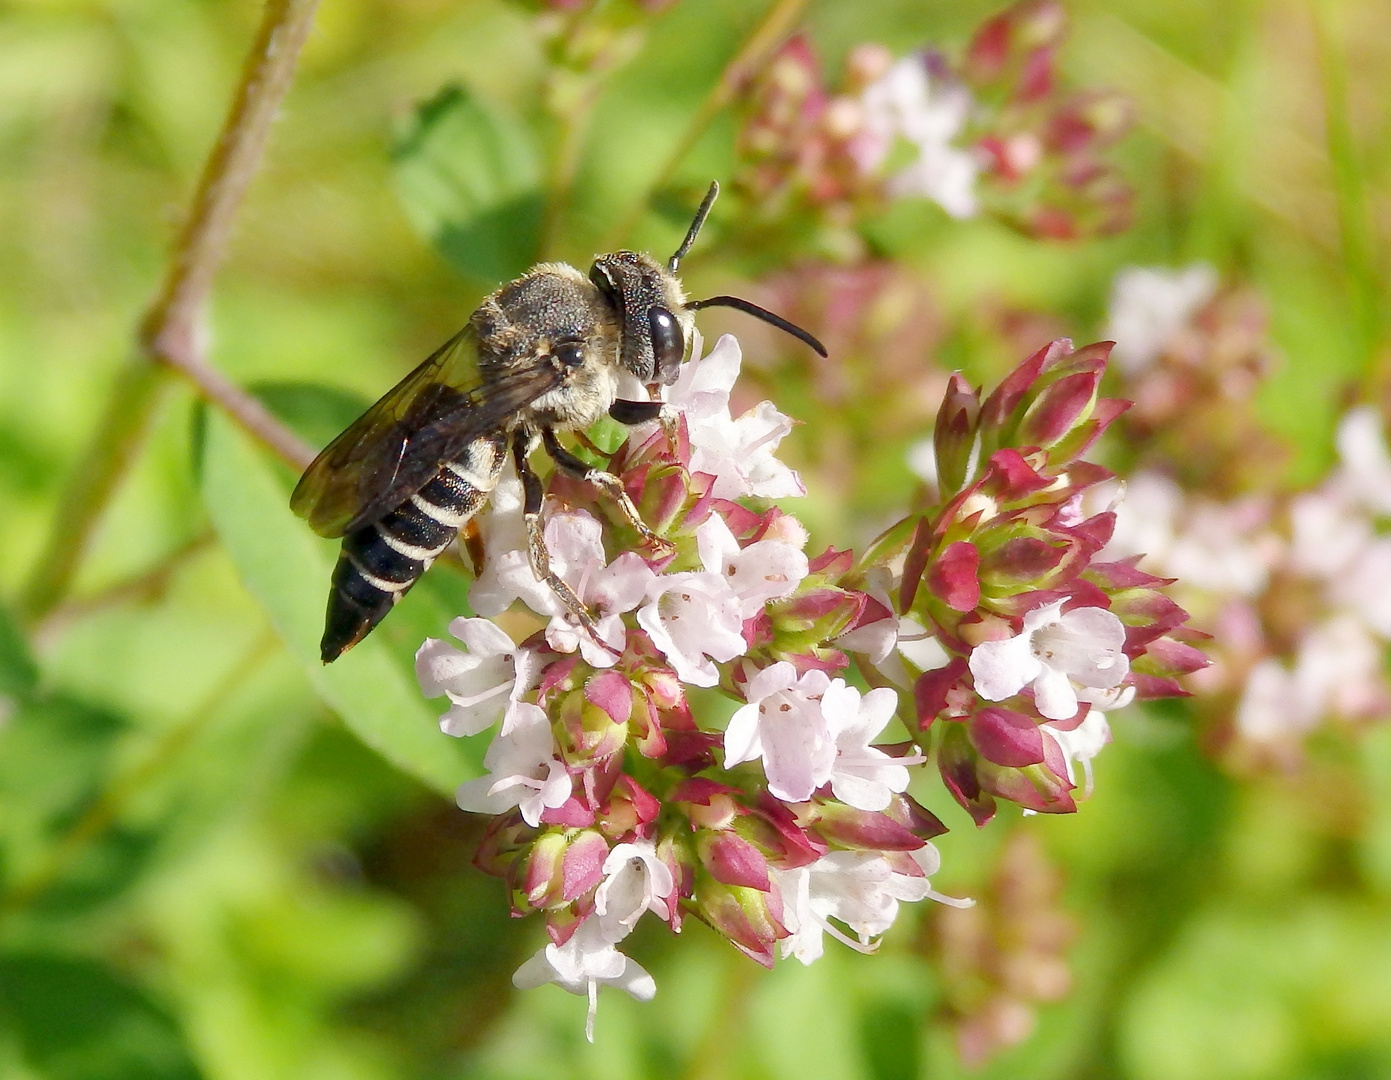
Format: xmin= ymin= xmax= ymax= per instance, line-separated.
xmin=806 ymin=800 xmax=927 ymax=852
xmin=561 ymin=830 xmax=611 ymax=902
xmin=1017 ymin=369 xmax=1102 ymax=448
xmin=968 ymin=706 xmax=1046 ymax=767
xmin=935 ymin=373 xmax=982 ymax=495
xmin=698 ymin=830 xmax=772 ymax=890
xmin=929 ymin=540 xmax=982 ymax=612
xmin=915 ymin=657 xmax=971 ymax=728
xmin=977 ymin=535 xmax=1069 ymax=591
xmin=696 ymin=875 xmax=786 ymax=967
xmin=938 ymin=722 xmax=999 ymax=826
xmin=882 ymin=792 xmax=949 ymax=840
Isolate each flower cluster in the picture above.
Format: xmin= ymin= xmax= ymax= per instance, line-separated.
xmin=1095 ymin=262 xmax=1391 ymax=763
xmin=1103 ymin=410 xmax=1391 ymax=762
xmin=415 ymin=331 xmax=1197 ymax=1037
xmin=418 ymin=333 xmax=969 ymax=1039
xmin=732 ymin=1 xmax=1133 ymax=238
xmin=857 ymin=337 xmax=1204 ymax=824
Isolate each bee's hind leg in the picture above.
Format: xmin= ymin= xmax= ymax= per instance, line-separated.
xmin=513 ymin=431 xmax=602 ymax=640
xmin=541 ymin=428 xmax=676 ymax=558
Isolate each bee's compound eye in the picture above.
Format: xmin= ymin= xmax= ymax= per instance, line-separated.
xmin=648 ymin=307 xmax=683 ymax=385
xmin=554 ymin=341 xmax=586 ymax=368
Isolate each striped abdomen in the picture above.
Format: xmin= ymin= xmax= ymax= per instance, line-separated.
xmin=320 ymin=432 xmax=508 ymax=663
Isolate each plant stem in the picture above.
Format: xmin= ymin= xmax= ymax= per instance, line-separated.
xmin=602 ymin=0 xmax=810 ymax=250
xmin=1313 ymin=2 xmax=1382 ymax=371
xmin=17 ymin=0 xmax=320 ymax=626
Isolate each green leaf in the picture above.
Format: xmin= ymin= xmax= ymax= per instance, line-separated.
xmin=0 ymin=953 xmax=202 ymax=1080
xmin=198 ymin=410 xmax=480 ymax=797
xmin=393 ymin=83 xmax=543 ymax=285
xmin=0 ymin=601 xmax=38 ymax=700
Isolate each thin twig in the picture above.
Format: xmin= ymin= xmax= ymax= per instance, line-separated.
xmin=602 ymin=0 xmax=810 ymax=250
xmin=33 ymin=531 xmax=217 ymax=646
xmin=0 ymin=628 xmax=281 ymax=919
xmin=18 ymin=0 xmax=320 ymax=625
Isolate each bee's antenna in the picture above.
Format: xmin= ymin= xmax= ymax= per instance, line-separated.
xmin=668 ymin=181 xmax=720 ymax=273
xmin=688 ymin=295 xmax=828 ymax=358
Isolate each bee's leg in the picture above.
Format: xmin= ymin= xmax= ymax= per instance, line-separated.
xmin=513 ymin=430 xmax=597 ymax=633
xmin=609 ymin=398 xmax=680 ymax=448
xmin=460 ymin=518 xmax=486 ymax=579
xmin=608 ymin=399 xmax=665 ymax=424
xmin=541 ymin=428 xmax=676 ymax=556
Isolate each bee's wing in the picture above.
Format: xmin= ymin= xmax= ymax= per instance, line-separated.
xmin=290 ymin=325 xmax=561 ymax=537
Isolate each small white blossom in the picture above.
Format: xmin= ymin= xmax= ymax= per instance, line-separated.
xmin=819 ymin=680 xmax=921 ymax=812
xmin=724 ymin=662 xmax=835 ymax=802
xmin=512 ymin=918 xmax=656 ymax=1043
xmin=636 ymin=570 xmax=747 ymax=687
xmin=1331 ymin=406 xmax=1391 ymax=517
xmin=666 ymin=334 xmax=805 ymax=500
xmin=455 ymin=706 xmax=570 ymax=827
xmin=416 ymin=617 xmax=541 ymax=737
xmin=695 ymin=512 xmax=808 ymax=617
xmin=1104 ymin=264 xmax=1218 ymax=373
xmin=969 ymin=600 xmax=1130 ymax=721
xmin=1042 ymin=708 xmax=1114 ymax=797
xmin=594 ymin=840 xmax=676 ymax=943
xmin=774 ymin=846 xmax=971 ymax=965
xmin=857 ymin=55 xmax=980 ymax=218
xmin=468 ymin=470 xmax=553 ymax=618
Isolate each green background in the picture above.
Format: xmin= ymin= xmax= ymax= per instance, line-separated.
xmin=2 ymin=0 xmax=1389 ymax=1077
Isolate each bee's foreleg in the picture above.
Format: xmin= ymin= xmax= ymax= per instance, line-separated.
xmin=608 ymin=398 xmax=679 ymax=450
xmin=514 ymin=431 xmax=598 ymax=634
xmin=542 ymin=428 xmax=676 ymax=557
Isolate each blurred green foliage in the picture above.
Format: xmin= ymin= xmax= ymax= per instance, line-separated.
xmin=2 ymin=0 xmax=1390 ymax=1077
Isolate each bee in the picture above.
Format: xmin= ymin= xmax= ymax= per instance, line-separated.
xmin=291 ymin=182 xmax=826 ymax=663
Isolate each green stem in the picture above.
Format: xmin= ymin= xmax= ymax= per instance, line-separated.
xmin=602 ymin=0 xmax=812 ymax=250
xmin=1313 ymin=2 xmax=1382 ymax=369
xmin=17 ymin=0 xmax=320 ymax=626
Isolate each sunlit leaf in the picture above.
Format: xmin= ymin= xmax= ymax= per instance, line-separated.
xmin=0 ymin=953 xmax=201 ymax=1080
xmin=198 ymin=410 xmax=480 ymax=797
xmin=0 ymin=601 xmax=38 ymax=700
xmin=393 ymin=83 xmax=543 ymax=284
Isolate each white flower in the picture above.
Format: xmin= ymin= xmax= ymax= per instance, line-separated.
xmin=1331 ymin=406 xmax=1391 ymax=517
xmin=969 ymin=600 xmax=1130 ymax=721
xmin=636 ymin=570 xmax=747 ymax=687
xmin=666 ymin=334 xmax=805 ymax=500
xmin=416 ymin=617 xmax=541 ymax=737
xmin=724 ymin=662 xmax=836 ymax=802
xmin=547 ymin=544 xmax=657 ymax=669
xmin=594 ymin=840 xmax=676 ymax=943
xmin=1042 ymin=708 xmax=1114 ymax=797
xmin=1235 ymin=658 xmax=1313 ymax=742
xmin=1100 ymin=471 xmax=1182 ymax=567
xmin=774 ymin=846 xmax=971 ymax=965
xmin=1240 ymin=616 xmax=1389 ymax=742
xmin=512 ymin=918 xmax=656 ymax=1043
xmin=695 ymin=512 xmax=808 ymax=617
xmin=468 ymin=470 xmax=554 ymax=618
xmin=455 ymin=705 xmax=570 ymax=827
xmin=1104 ymin=264 xmax=1218 ymax=374
xmin=1331 ymin=538 xmax=1391 ymax=639
xmin=858 ymin=55 xmax=980 ymax=218
xmin=1166 ymin=497 xmax=1277 ymax=597
xmin=819 ymin=680 xmax=921 ymax=811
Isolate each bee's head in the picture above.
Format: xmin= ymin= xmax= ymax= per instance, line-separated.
xmin=589 ymin=182 xmax=827 ymax=386
xmin=588 ymin=250 xmax=692 ymax=386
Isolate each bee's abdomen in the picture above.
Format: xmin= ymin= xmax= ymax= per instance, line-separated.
xmin=320 ymin=435 xmax=506 ymax=663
